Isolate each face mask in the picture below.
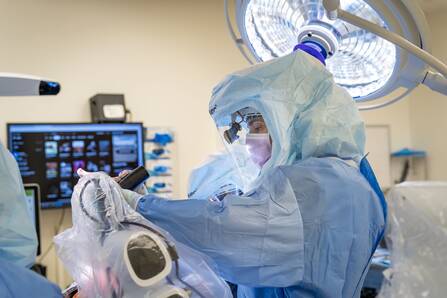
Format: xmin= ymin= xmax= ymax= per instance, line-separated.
xmin=245 ymin=133 xmax=272 ymax=168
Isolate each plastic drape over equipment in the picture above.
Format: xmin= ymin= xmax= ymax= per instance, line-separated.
xmin=0 ymin=141 xmax=37 ymax=268
xmin=379 ymin=182 xmax=447 ymax=298
xmin=54 ymin=172 xmax=231 ymax=298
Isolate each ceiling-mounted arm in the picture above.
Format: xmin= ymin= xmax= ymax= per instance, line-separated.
xmin=322 ymin=0 xmax=340 ymax=20
xmin=0 ymin=73 xmax=60 ymax=96
xmin=423 ymin=71 xmax=447 ymax=95
xmin=323 ymin=0 xmax=447 ymax=96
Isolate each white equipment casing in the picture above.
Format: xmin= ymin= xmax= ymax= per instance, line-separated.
xmin=0 ymin=73 xmax=60 ymax=96
xmin=380 ymin=182 xmax=447 ymax=297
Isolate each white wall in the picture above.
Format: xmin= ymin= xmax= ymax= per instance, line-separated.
xmin=409 ymin=10 xmax=447 ymax=181
xmin=361 ymin=99 xmax=412 ymax=152
xmin=0 ymin=0 xmax=415 ymax=288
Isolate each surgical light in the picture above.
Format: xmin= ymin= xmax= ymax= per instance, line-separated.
xmin=225 ymin=0 xmax=447 ymax=109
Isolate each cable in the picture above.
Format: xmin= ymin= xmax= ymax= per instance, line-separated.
xmin=37 ymin=207 xmax=66 ymax=263
xmin=79 ymin=180 xmax=101 ymax=224
xmin=398 ymin=159 xmax=410 ymax=183
xmin=125 ymin=109 xmax=133 ymax=122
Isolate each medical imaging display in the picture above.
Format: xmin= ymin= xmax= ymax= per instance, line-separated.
xmin=8 ymin=123 xmax=144 ymax=208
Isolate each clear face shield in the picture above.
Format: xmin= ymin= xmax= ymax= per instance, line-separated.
xmin=218 ymin=107 xmax=272 ymax=191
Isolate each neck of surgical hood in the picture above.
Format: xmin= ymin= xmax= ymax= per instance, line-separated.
xmin=293 ymin=43 xmax=327 ymax=66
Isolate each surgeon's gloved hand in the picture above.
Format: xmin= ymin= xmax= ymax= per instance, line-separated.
xmin=77 ymin=168 xmax=91 ymax=178
xmin=115 ymin=170 xmax=149 ymax=210
xmin=77 ymin=168 xmax=146 ymax=210
xmin=120 ymin=189 xmax=143 ymax=210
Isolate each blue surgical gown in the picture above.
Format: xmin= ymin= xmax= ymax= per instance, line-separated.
xmin=0 ymin=259 xmax=62 ymax=298
xmin=137 ymin=157 xmax=385 ymax=298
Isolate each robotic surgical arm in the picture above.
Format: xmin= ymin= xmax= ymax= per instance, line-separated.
xmin=54 ymin=170 xmax=232 ymax=298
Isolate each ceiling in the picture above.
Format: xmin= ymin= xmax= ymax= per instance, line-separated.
xmin=417 ymin=0 xmax=447 ymax=13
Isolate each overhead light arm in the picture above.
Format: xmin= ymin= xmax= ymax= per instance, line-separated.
xmin=0 ymin=73 xmax=60 ymax=96
xmin=322 ymin=0 xmax=340 ymax=20
xmin=323 ymin=0 xmax=447 ymax=95
xmin=423 ymin=71 xmax=447 ymax=95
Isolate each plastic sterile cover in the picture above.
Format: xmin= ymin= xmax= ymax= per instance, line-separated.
xmin=54 ymin=172 xmax=231 ymax=298
xmin=379 ymin=182 xmax=447 ymax=298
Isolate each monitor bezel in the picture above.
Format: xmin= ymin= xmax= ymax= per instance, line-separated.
xmin=23 ymin=183 xmax=41 ymax=256
xmin=7 ymin=122 xmax=145 ymax=150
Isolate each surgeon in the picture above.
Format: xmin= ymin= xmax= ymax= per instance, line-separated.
xmin=122 ymin=49 xmax=387 ymax=297
xmin=0 ymin=141 xmax=62 ymax=298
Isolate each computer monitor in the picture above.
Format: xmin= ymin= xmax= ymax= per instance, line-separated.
xmin=8 ymin=123 xmax=145 ymax=209
xmin=24 ymin=184 xmax=41 ymax=255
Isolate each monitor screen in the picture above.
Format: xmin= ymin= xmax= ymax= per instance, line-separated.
xmin=24 ymin=184 xmax=41 ymax=255
xmin=8 ymin=123 xmax=144 ymax=208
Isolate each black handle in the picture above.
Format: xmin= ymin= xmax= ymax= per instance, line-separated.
xmin=117 ymin=166 xmax=150 ymax=190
